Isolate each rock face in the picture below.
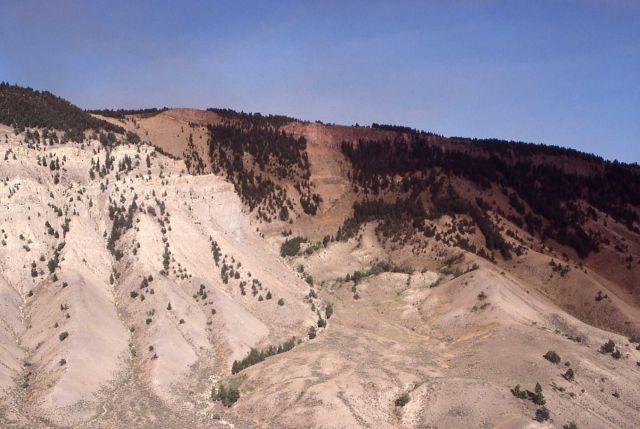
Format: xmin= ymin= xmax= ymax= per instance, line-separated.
xmin=0 ymin=99 xmax=638 ymax=429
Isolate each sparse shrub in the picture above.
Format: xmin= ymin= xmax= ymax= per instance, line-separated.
xmin=58 ymin=331 xmax=69 ymax=341
xmin=600 ymin=340 xmax=615 ymax=354
xmin=595 ymin=290 xmax=608 ymax=302
xmin=308 ymin=326 xmax=317 ymax=340
xmin=211 ymin=383 xmax=240 ymax=407
xmin=611 ymin=349 xmax=622 ymax=359
xmin=511 ymin=384 xmax=527 ymax=399
xmin=59 ymin=358 xmax=66 ymax=366
xmin=305 ymin=274 xmax=314 ymax=286
xmin=535 ymin=407 xmax=550 ymax=422
xmin=543 ymin=350 xmax=561 ymax=364
xmin=477 ymin=291 xmax=487 ymax=301
xmin=563 ymin=368 xmax=574 ymax=381
xmin=48 ymin=257 xmax=59 ymax=273
xmin=277 ymin=298 xmax=284 ymax=306
xmin=395 ymin=392 xmax=410 ymax=407
xmin=325 ymin=303 xmax=334 ymax=320
xmin=530 ymin=382 xmax=545 ymax=405
xmin=563 ymin=422 xmax=578 ymax=429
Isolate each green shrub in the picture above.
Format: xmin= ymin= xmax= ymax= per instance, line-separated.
xmin=325 ymin=303 xmax=334 ymax=319
xmin=600 ymin=340 xmax=615 ymax=354
xmin=30 ymin=263 xmax=38 ymax=278
xmin=529 ymin=383 xmax=545 ymax=405
xmin=211 ymin=383 xmax=239 ymax=407
xmin=563 ymin=368 xmax=574 ymax=381
xmin=511 ymin=384 xmax=528 ymax=399
xmin=535 ymin=407 xmax=550 ymax=422
xmin=395 ymin=392 xmax=410 ymax=407
xmin=280 ymin=236 xmax=306 ymax=257
xmin=543 ymin=350 xmax=561 ymax=364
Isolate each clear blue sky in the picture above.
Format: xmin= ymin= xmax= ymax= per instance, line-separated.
xmin=1 ymin=1 xmax=638 ymax=162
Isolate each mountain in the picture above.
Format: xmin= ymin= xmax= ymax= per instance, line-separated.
xmin=0 ymin=84 xmax=639 ymax=428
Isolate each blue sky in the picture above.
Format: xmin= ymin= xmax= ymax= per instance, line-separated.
xmin=0 ymin=0 xmax=638 ymax=162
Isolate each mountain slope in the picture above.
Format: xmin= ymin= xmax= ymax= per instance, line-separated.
xmin=0 ymin=87 xmax=638 ymax=428
xmin=0 ymin=123 xmax=314 ymax=427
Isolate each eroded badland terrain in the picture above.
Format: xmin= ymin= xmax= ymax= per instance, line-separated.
xmin=0 ymin=84 xmax=639 ymax=428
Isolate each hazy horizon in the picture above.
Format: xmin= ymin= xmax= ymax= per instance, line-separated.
xmin=1 ymin=0 xmax=638 ymax=162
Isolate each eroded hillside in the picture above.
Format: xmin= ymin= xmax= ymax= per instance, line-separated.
xmin=0 ymin=124 xmax=316 ymax=428
xmin=0 ymin=83 xmax=639 ymax=428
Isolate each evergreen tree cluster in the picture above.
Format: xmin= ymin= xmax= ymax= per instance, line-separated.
xmin=0 ymin=82 xmax=123 ymax=135
xmin=87 ymin=107 xmax=168 ymax=119
xmin=371 ymin=123 xmax=432 ymax=134
xmin=206 ymin=121 xmax=321 ymax=221
xmin=341 ymin=260 xmax=413 ymax=284
xmin=231 ymin=337 xmax=296 ymax=374
xmin=206 ymin=107 xmax=300 ymax=129
xmin=336 ymin=197 xmax=426 ymax=242
xmin=106 ymin=197 xmax=138 ymax=261
xmin=211 ymin=382 xmax=240 ymax=407
xmin=341 ymin=135 xmax=640 ymax=258
xmin=280 ymin=236 xmax=307 ymax=257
